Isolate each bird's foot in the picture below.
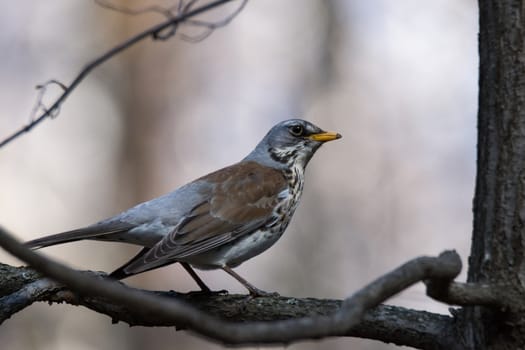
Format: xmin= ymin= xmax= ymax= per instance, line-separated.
xmin=220 ymin=265 xmax=279 ymax=298
xmin=186 ymin=289 xmax=229 ymax=297
xmin=248 ymin=288 xmax=280 ymax=298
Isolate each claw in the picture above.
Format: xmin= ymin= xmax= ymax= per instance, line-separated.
xmin=248 ymin=288 xmax=279 ymax=298
xmin=186 ymin=289 xmax=229 ymax=297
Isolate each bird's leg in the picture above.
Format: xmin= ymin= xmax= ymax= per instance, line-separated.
xmin=180 ymin=262 xmax=211 ymax=292
xmin=221 ymin=265 xmax=278 ymax=297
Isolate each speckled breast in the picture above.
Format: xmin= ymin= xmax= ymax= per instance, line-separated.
xmin=266 ymin=165 xmax=305 ymax=235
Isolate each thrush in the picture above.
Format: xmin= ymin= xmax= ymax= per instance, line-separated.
xmin=26 ymin=119 xmax=341 ymax=296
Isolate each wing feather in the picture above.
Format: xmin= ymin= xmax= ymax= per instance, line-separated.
xmin=120 ymin=161 xmax=287 ymax=275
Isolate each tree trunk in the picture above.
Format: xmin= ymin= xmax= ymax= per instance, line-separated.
xmin=463 ymin=0 xmax=525 ymax=348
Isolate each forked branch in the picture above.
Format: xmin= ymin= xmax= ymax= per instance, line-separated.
xmin=0 ymin=226 xmax=465 ymax=348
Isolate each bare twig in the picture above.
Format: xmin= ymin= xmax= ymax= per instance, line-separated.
xmin=94 ymin=0 xmax=182 ymax=40
xmin=425 ymin=280 xmax=516 ymax=310
xmin=0 ymin=226 xmax=463 ymax=346
xmin=185 ymin=0 xmax=248 ymax=29
xmin=94 ymin=0 xmax=178 ymax=16
xmin=29 ymin=80 xmax=67 ymax=123
xmin=180 ymin=0 xmax=248 ymax=42
xmin=0 ymin=0 xmax=242 ymax=149
xmin=95 ymin=0 xmax=248 ymax=42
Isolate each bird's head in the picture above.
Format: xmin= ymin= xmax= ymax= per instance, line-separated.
xmin=245 ymin=119 xmax=342 ymax=169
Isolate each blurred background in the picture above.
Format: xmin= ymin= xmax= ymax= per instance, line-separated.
xmin=0 ymin=0 xmax=477 ymax=349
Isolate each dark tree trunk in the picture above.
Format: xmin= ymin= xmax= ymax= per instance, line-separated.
xmin=463 ymin=0 xmax=525 ymax=348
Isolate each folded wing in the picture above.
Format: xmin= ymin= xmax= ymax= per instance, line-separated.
xmin=112 ymin=161 xmax=287 ymax=276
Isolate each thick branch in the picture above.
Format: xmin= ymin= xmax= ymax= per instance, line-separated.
xmin=0 ymin=227 xmax=463 ymax=348
xmin=0 ymin=263 xmax=453 ymax=349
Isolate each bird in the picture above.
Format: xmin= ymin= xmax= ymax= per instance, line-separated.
xmin=26 ymin=119 xmax=341 ymax=296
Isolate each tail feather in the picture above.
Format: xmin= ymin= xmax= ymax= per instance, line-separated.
xmin=27 ymin=223 xmax=186 ymax=284
xmin=109 ymin=247 xmax=152 ymax=280
xmin=25 ymin=223 xmax=132 ymax=249
xmin=109 ymin=247 xmax=180 ymax=280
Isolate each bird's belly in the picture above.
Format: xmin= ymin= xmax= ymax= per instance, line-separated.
xmin=186 ymin=229 xmax=283 ymax=270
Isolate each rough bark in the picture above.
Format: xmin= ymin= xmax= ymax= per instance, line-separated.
xmin=0 ymin=263 xmax=456 ymax=349
xmin=0 ymin=242 xmax=470 ymax=350
xmin=463 ymin=0 xmax=525 ymax=348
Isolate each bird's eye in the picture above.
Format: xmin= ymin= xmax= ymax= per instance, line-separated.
xmin=289 ymin=124 xmax=304 ymax=136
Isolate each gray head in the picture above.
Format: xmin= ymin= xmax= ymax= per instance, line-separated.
xmin=244 ymin=119 xmax=342 ymax=169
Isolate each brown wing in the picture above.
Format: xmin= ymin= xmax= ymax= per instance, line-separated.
xmin=119 ymin=161 xmax=287 ymax=275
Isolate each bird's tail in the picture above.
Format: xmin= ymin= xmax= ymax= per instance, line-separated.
xmin=25 ymin=223 xmax=131 ymax=249
xmin=108 ymin=246 xmax=152 ymax=280
xmin=109 ymin=246 xmax=186 ymax=281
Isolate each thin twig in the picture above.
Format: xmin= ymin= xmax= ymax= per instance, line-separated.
xmin=180 ymin=0 xmax=248 ymax=42
xmin=95 ymin=0 xmax=248 ymax=42
xmin=94 ymin=0 xmax=178 ymax=16
xmin=94 ymin=0 xmax=182 ymax=40
xmin=29 ymin=80 xmax=67 ymax=123
xmin=0 ymin=0 xmax=241 ymax=149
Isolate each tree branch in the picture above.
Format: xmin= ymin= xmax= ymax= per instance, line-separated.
xmin=0 ymin=226 xmax=464 ymax=348
xmin=425 ymin=280 xmax=516 ymax=310
xmin=0 ymin=0 xmax=243 ymax=149
xmin=0 ymin=263 xmax=455 ymax=349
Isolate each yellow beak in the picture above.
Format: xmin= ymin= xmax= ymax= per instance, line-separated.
xmin=308 ymin=131 xmax=342 ymax=142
